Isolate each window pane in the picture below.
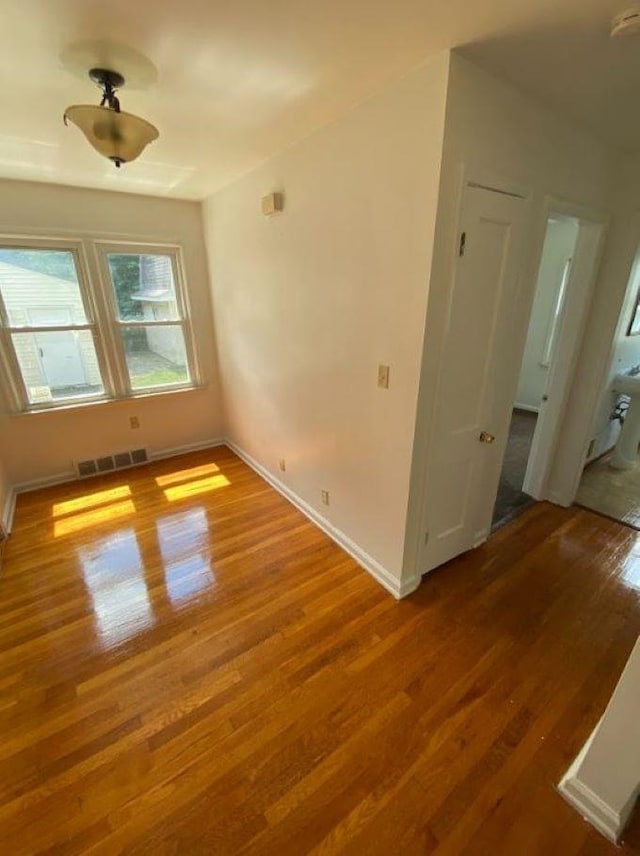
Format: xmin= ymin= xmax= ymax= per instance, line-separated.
xmin=122 ymin=325 xmax=189 ymax=390
xmin=12 ymin=330 xmax=104 ymax=404
xmin=0 ymin=248 xmax=89 ymax=326
xmin=107 ymin=253 xmax=179 ymax=322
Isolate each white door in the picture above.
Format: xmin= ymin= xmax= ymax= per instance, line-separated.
xmin=28 ymin=308 xmax=86 ymax=389
xmin=423 ymin=184 xmax=528 ymax=571
xmin=36 ymin=331 xmax=85 ymax=388
xmin=523 ymin=219 xmax=607 ymax=501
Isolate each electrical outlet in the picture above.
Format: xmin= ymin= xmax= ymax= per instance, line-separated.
xmin=377 ymin=364 xmax=390 ymax=389
xmin=321 ymin=490 xmax=330 ymax=506
xmin=279 ymin=459 xmax=286 ymax=472
xmin=129 ymin=416 xmax=140 ymax=429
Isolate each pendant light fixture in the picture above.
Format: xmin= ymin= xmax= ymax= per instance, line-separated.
xmin=64 ymin=68 xmax=159 ymax=168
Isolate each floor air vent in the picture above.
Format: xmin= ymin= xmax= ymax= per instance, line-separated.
xmin=77 ymin=459 xmax=98 ymax=478
xmin=96 ymin=456 xmax=115 ymax=473
xmin=114 ymin=452 xmax=132 ymax=468
xmin=75 ymin=448 xmax=149 ymax=479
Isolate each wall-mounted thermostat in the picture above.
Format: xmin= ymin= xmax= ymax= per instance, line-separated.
xmin=262 ymin=192 xmax=284 ymax=216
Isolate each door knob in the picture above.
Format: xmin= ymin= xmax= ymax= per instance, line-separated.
xmin=479 ymin=431 xmax=495 ymax=444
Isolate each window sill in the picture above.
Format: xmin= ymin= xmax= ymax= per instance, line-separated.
xmin=10 ymin=383 xmax=207 ymax=417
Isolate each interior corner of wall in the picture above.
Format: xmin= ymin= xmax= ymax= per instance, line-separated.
xmin=447 ymin=48 xmax=472 ymax=80
xmin=433 ymin=47 xmax=453 ymax=78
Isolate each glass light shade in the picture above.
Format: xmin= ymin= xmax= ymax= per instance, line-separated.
xmin=64 ymin=105 xmax=159 ymax=165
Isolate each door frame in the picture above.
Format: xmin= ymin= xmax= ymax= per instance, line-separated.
xmin=413 ymin=165 xmax=535 ymax=577
xmin=552 ymin=211 xmax=640 ymax=506
xmin=409 ymin=165 xmax=613 ymax=582
xmin=520 ymin=198 xmax=609 ymax=501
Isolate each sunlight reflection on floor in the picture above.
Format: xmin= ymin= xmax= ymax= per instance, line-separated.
xmin=78 ymin=529 xmax=154 ymax=649
xmin=157 ymin=508 xmax=215 ymax=605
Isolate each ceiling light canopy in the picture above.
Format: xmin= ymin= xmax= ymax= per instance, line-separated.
xmin=64 ymin=68 xmax=158 ymax=168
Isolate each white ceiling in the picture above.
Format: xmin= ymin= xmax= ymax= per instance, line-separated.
xmin=0 ymin=0 xmax=635 ymax=199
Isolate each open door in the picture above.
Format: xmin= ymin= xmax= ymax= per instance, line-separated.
xmin=523 ymin=219 xmax=607 ymax=500
xmin=422 ymin=182 xmax=528 ymax=571
xmin=492 ymin=216 xmax=580 ymax=529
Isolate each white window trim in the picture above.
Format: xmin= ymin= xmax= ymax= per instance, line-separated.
xmin=0 ymin=235 xmax=201 ymax=413
xmin=93 ymin=241 xmax=201 ymax=397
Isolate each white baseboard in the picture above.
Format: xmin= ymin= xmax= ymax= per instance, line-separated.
xmin=148 ymin=437 xmax=226 ymax=461
xmin=1 ymin=486 xmax=16 ymax=534
xmin=14 ymin=470 xmax=76 ymax=494
xmin=514 ymin=402 xmax=540 ymax=414
xmin=558 ymin=778 xmax=622 ymax=844
xmin=558 ymin=721 xmax=631 ymax=844
xmin=225 ymin=439 xmax=420 ymax=600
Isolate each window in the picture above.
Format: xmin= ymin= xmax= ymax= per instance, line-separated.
xmin=0 ymin=245 xmax=105 ymax=406
xmin=100 ymin=248 xmax=192 ymax=392
xmin=0 ymin=238 xmax=198 ymax=412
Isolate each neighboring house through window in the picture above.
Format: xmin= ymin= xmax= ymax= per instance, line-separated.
xmin=0 ymin=238 xmax=198 ymax=411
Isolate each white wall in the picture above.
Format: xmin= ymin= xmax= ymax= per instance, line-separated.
xmin=0 ymin=179 xmax=223 ymax=487
xmin=515 ymin=218 xmax=579 ymax=411
xmin=405 ymin=52 xmax=616 ymax=579
xmin=203 ymin=53 xmax=450 ymax=588
xmin=560 ymin=636 xmax=640 ymax=842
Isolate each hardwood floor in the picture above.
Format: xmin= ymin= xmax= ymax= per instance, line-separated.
xmin=1 ymin=445 xmax=639 ymax=855
xmin=577 ymin=450 xmax=640 ymax=530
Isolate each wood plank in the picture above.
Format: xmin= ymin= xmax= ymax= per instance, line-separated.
xmin=0 ymin=446 xmax=638 ymax=854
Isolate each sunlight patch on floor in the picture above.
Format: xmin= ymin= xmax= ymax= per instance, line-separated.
xmin=163 ymin=475 xmax=230 ymax=502
xmin=78 ymin=529 xmax=154 ymax=649
xmin=155 ymin=463 xmax=221 ymax=488
xmin=52 ymin=485 xmax=132 ymax=517
xmin=54 ymin=499 xmax=136 ymax=537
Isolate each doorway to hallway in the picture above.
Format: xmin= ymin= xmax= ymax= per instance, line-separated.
xmin=492 ymin=215 xmax=580 ymax=530
xmin=492 ymin=409 xmax=537 ymax=529
xmin=574 ymin=241 xmax=640 ymax=530
xmin=420 ymin=179 xmax=608 ymax=575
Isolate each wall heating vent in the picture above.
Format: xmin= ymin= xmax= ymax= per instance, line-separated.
xmin=75 ymin=448 xmax=149 ymax=479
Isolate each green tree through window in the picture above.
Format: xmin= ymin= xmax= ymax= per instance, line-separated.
xmin=103 ymin=254 xmax=142 ymax=320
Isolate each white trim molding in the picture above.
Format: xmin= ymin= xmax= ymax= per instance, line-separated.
xmin=14 ymin=470 xmax=75 ymax=494
xmin=148 ymin=437 xmax=226 ymax=462
xmin=1 ymin=485 xmax=16 ymax=534
xmin=559 ymin=636 xmax=640 ymax=845
xmin=226 ymin=439 xmax=420 ymax=600
xmin=514 ymin=402 xmax=540 ymax=414
xmin=558 ymin=777 xmax=625 ymax=845
xmin=558 ymin=725 xmax=623 ymax=844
